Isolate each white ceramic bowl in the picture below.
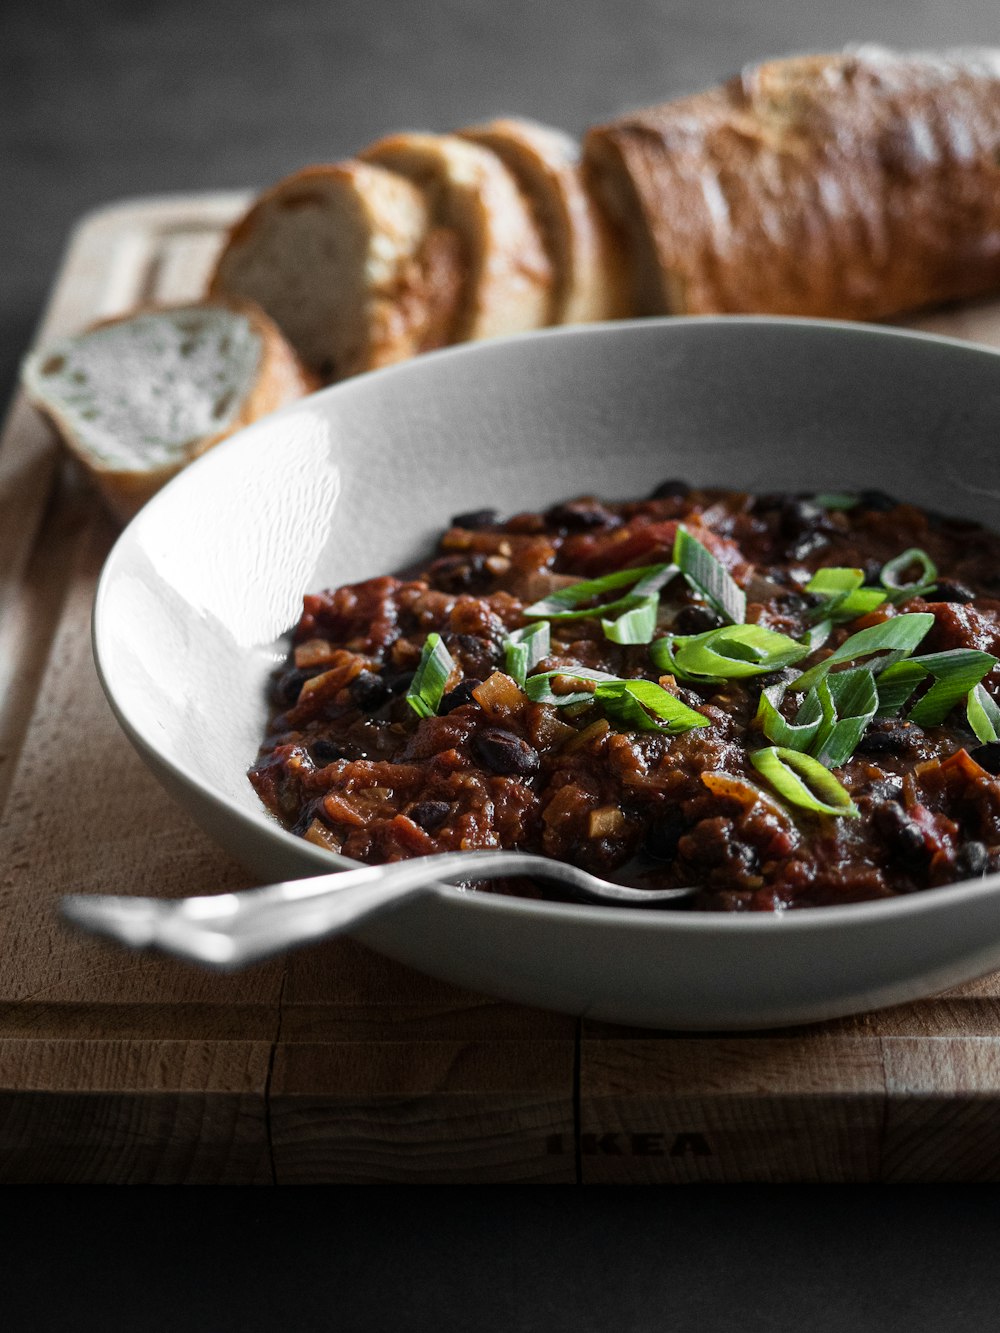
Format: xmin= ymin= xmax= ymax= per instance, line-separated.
xmin=94 ymin=317 xmax=1000 ymax=1029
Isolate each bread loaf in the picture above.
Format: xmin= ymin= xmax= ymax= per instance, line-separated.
xmin=584 ymin=46 xmax=1000 ymax=319
xmin=458 ymin=117 xmax=630 ymax=324
xmin=361 ymin=132 xmax=553 ymax=341
xmin=21 ymin=300 xmax=313 ymax=522
xmin=210 ymin=161 xmax=462 ymax=381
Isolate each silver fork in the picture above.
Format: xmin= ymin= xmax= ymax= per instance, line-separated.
xmin=60 ymin=850 xmax=695 ymax=969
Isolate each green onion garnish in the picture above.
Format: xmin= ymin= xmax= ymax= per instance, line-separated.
xmin=757 ymin=668 xmax=878 ymax=768
xmin=522 ymin=666 xmax=617 ymax=706
xmin=794 ymin=612 xmax=935 ymax=691
xmin=524 ymin=669 xmax=708 ymax=734
xmin=601 ymin=594 xmax=660 ymax=644
xmin=800 ymin=618 xmax=833 ymax=653
xmin=523 ymin=562 xmax=676 ymax=622
xmin=405 ymin=633 xmax=456 ymax=718
xmin=673 ymin=526 xmax=746 ymax=625
xmin=750 ymin=747 xmax=859 ymax=818
xmin=968 ymin=684 xmax=1000 ymax=744
xmin=805 ymin=567 xmax=886 ymax=623
xmin=757 ymin=679 xmax=833 ymax=753
xmin=905 ymin=650 xmax=996 ymax=726
xmin=504 ymin=621 xmax=551 ymax=687
xmin=880 ymin=548 xmax=938 ymax=603
xmin=875 ymin=649 xmax=997 ymax=724
xmin=816 ymin=668 xmax=880 ymax=768
xmin=651 ymin=624 xmax=809 ymax=682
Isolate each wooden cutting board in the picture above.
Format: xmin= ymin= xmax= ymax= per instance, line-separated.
xmin=4 ymin=196 xmax=1000 ymax=1184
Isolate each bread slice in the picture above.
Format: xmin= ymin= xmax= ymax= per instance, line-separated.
xmin=584 ymin=46 xmax=1000 ymax=320
xmin=21 ymin=300 xmax=313 ymax=523
xmin=361 ymin=132 xmax=553 ymax=341
xmin=459 ymin=117 xmax=630 ymax=324
xmin=209 ymin=161 xmax=463 ymax=382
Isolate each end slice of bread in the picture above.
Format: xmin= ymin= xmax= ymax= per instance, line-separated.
xmin=21 ymin=300 xmax=313 ymax=523
xmin=361 ymin=132 xmax=553 ymax=342
xmin=458 ymin=117 xmax=631 ymax=325
xmin=209 ymin=161 xmax=462 ymax=382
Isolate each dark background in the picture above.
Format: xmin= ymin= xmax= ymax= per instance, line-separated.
xmin=5 ymin=1 xmax=1000 ymax=1328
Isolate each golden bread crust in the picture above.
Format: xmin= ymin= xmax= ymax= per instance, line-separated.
xmin=584 ymin=47 xmax=1000 ymax=318
xmin=459 ymin=117 xmax=631 ymax=323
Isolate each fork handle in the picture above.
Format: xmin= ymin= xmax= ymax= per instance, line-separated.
xmin=62 ymin=851 xmax=559 ymax=968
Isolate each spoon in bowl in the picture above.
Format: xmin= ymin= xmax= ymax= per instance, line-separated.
xmin=60 ymin=849 xmax=696 ymax=969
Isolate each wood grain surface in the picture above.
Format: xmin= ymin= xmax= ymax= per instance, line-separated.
xmin=3 ymin=195 xmax=1000 ymax=1183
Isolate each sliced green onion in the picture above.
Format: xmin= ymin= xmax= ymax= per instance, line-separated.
xmin=815 ymin=668 xmax=879 ymax=768
xmin=523 ymin=562 xmax=676 ymax=622
xmin=806 ymin=567 xmax=864 ymax=597
xmin=659 ymin=624 xmax=809 ymax=682
xmin=880 ymin=548 xmax=938 ymax=603
xmin=504 ymin=621 xmax=551 ymax=687
xmin=597 ymin=679 xmax=709 ymax=734
xmin=406 ymin=633 xmax=456 ymax=718
xmin=673 ymin=526 xmax=746 ymax=625
xmin=812 ymin=493 xmax=859 ymax=510
xmin=523 ymin=668 xmax=707 ymax=734
xmin=875 ymin=659 xmax=929 ymax=717
xmin=794 ymin=613 xmax=935 ymax=691
xmin=968 ymin=684 xmax=1000 ymax=744
xmin=805 ymin=567 xmax=886 ymax=623
xmin=523 ymin=666 xmax=618 ymax=706
xmin=906 ymin=649 xmax=996 ymax=726
xmin=756 ymin=680 xmax=832 ymax=753
xmin=750 ymin=746 xmax=859 ymax=818
xmin=875 ymin=649 xmax=997 ymax=725
xmin=602 ymin=593 xmax=659 ymax=645
xmin=801 ymin=618 xmax=833 ymax=653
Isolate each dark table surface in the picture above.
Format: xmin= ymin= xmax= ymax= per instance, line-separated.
xmin=6 ymin=1 xmax=1000 ymax=1328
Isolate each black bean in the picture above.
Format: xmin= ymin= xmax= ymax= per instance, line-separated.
xmin=450 ymin=507 xmax=500 ymax=530
xmin=291 ymin=803 xmax=320 ymax=837
xmin=270 ymin=667 xmax=309 ymax=709
xmin=431 ymin=553 xmax=493 ymax=593
xmin=779 ymin=498 xmax=828 ymax=540
xmin=643 ymin=809 xmax=687 ymax=861
xmin=749 ymin=493 xmax=786 ymax=514
xmin=858 ymin=778 xmax=905 ymax=804
xmin=856 ymin=720 xmax=925 ymax=755
xmin=728 ymin=842 xmax=759 ymax=873
xmin=673 ymin=604 xmax=723 ymax=634
xmin=649 ymin=479 xmax=691 ymax=500
xmin=383 ymin=670 xmax=414 ymax=697
xmin=971 ymin=742 xmax=1000 ymax=775
xmin=544 ymin=501 xmax=618 ymax=531
xmin=874 ymin=802 xmax=927 ymax=870
xmin=931 ymin=579 xmax=976 ymax=604
xmin=862 ymin=559 xmax=884 ymax=587
xmin=954 ymin=841 xmax=990 ymax=880
xmin=409 ymin=800 xmax=451 ymax=833
xmin=309 ymin=739 xmax=343 ymax=766
xmin=471 ymin=726 xmax=540 ymax=776
xmin=789 ymin=534 xmax=830 ymax=560
xmin=439 ymin=678 xmax=483 ymax=714
xmin=856 ymin=489 xmax=899 ymax=512
xmin=348 ymin=670 xmax=389 ymax=712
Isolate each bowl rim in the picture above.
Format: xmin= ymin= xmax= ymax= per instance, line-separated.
xmin=92 ymin=313 xmax=1000 ymax=935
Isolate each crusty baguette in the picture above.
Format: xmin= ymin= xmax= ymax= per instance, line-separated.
xmin=458 ymin=117 xmax=630 ymax=325
xmin=209 ymin=161 xmax=462 ymax=381
xmin=21 ymin=300 xmax=313 ymax=523
xmin=584 ymin=46 xmax=1000 ymax=319
xmin=361 ymin=132 xmax=553 ymax=341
